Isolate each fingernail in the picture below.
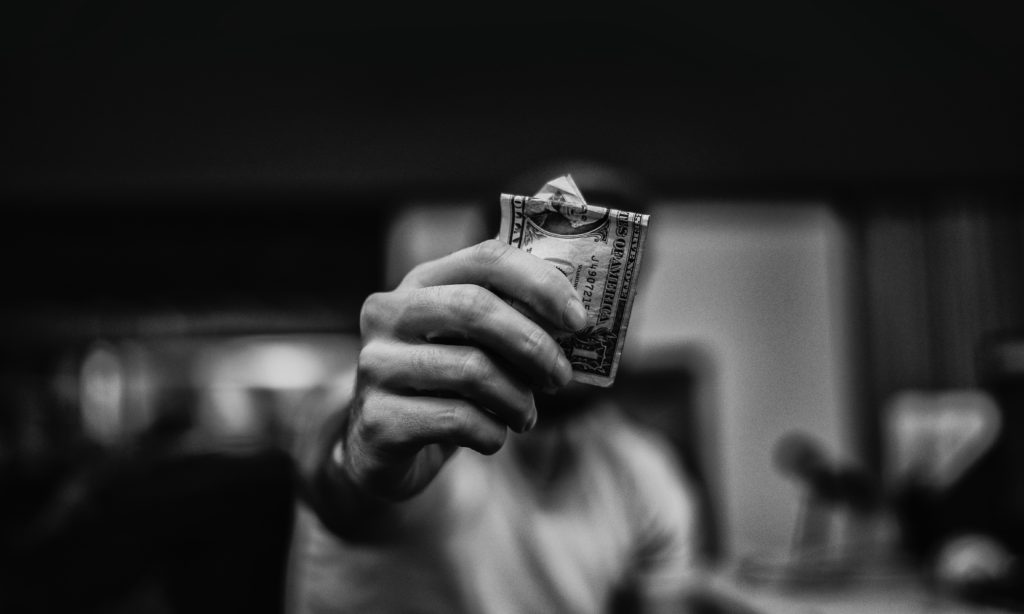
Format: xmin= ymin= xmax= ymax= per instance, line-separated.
xmin=554 ymin=352 xmax=573 ymax=387
xmin=563 ymin=298 xmax=588 ymax=331
xmin=522 ymin=397 xmax=538 ymax=432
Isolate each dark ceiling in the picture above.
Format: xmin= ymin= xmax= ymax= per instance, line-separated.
xmin=0 ymin=0 xmax=1021 ymax=343
xmin=3 ymin=0 xmax=1023 ymax=201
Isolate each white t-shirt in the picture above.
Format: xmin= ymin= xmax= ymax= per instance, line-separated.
xmin=287 ymin=401 xmax=698 ymax=614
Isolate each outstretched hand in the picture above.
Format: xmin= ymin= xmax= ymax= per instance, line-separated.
xmin=338 ymin=239 xmax=588 ymax=501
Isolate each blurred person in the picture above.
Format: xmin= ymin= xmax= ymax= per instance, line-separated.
xmin=288 ymin=169 xmax=701 ymax=614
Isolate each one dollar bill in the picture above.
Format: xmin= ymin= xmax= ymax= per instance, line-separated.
xmin=499 ymin=175 xmax=650 ymax=387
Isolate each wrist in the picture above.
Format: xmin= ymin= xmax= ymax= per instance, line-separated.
xmin=322 ymin=434 xmax=370 ymax=500
xmin=309 ymin=429 xmax=400 ymax=541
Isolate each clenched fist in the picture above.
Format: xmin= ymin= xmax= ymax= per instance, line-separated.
xmin=336 ymin=239 xmax=588 ymax=502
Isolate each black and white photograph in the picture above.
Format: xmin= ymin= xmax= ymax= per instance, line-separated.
xmin=2 ymin=2 xmax=1023 ymax=613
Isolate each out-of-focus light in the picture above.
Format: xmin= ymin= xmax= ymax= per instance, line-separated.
xmin=189 ymin=335 xmax=360 ymax=450
xmin=80 ymin=343 xmax=125 ymax=445
xmin=245 ymin=343 xmax=327 ymax=389
xmin=199 ymin=339 xmax=334 ymax=390
xmin=199 ymin=387 xmax=264 ymax=445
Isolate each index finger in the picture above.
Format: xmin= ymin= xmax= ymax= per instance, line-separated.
xmin=398 ymin=239 xmax=588 ymax=333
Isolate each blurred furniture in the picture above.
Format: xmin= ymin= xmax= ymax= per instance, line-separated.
xmin=706 ymin=569 xmax=1017 ymax=614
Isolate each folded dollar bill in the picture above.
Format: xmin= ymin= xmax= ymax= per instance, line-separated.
xmin=499 ymin=175 xmax=650 ymax=387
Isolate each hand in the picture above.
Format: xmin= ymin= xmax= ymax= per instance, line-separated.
xmin=338 ymin=239 xmax=588 ymax=501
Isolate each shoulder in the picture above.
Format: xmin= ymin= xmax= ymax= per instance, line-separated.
xmin=582 ymin=403 xmax=690 ymax=489
xmin=570 ymin=404 xmax=699 ymax=528
xmin=577 ymin=404 xmax=701 ymax=592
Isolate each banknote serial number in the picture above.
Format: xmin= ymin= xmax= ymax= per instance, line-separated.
xmin=580 ymin=254 xmax=601 ymax=313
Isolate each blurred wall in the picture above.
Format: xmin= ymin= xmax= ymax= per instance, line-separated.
xmin=630 ymin=202 xmax=854 ymax=556
xmin=4 ymin=0 xmax=1023 ymax=571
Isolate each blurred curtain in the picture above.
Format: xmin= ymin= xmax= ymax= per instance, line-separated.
xmin=856 ymin=196 xmax=1024 ymax=469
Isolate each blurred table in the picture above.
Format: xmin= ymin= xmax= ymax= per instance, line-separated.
xmin=704 ymin=565 xmax=1016 ymax=614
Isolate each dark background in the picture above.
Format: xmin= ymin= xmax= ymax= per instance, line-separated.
xmin=4 ymin=0 xmax=1023 ymax=198
xmin=2 ymin=1 xmax=1023 ymax=612
xmin=4 ymin=0 xmax=1022 ymax=370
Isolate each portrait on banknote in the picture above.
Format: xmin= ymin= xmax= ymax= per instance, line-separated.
xmin=499 ymin=175 xmax=650 ymax=387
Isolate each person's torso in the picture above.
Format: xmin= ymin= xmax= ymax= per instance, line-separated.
xmin=288 ymin=408 xmax=656 ymax=614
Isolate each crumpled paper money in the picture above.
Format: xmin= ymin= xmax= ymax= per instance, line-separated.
xmin=499 ymin=175 xmax=650 ymax=387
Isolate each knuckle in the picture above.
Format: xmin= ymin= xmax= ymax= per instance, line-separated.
xmin=456 ymin=350 xmax=491 ymax=388
xmin=356 ymin=342 xmax=387 ymax=384
xmin=534 ymin=331 xmax=565 ymax=384
xmin=437 ymin=402 xmax=506 ymax=455
xmin=354 ymin=393 xmax=393 ymax=443
xmin=437 ymin=404 xmax=470 ymax=439
xmin=522 ymin=325 xmax=553 ymax=361
xmin=538 ymin=263 xmax=567 ymax=288
xmin=472 ymin=239 xmax=511 ymax=266
xmin=450 ymin=285 xmax=493 ymax=324
xmin=359 ymin=292 xmax=390 ymax=335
